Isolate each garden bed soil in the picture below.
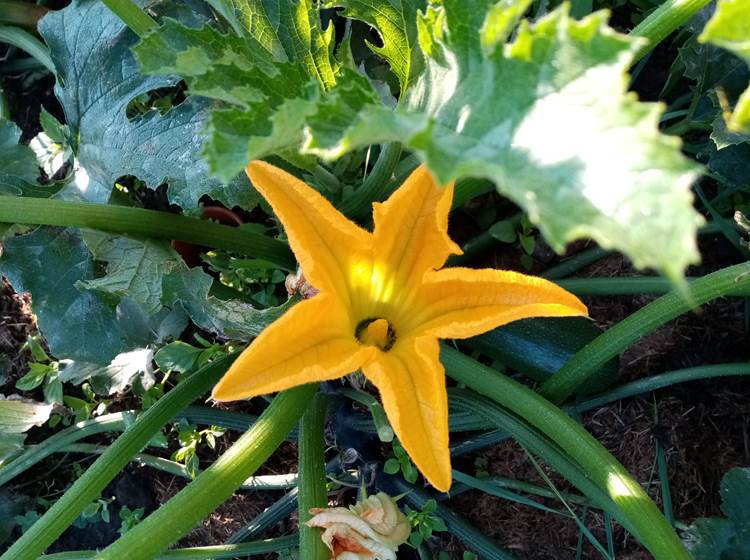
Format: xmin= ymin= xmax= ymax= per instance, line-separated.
xmin=2 ymin=232 xmax=749 ymax=558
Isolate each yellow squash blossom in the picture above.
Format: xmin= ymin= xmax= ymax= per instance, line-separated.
xmin=212 ymin=161 xmax=587 ymax=491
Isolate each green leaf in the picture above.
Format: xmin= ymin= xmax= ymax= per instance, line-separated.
xmin=0 ymin=227 xmax=131 ymax=363
xmin=304 ymin=3 xmax=703 ymax=281
xmin=78 ymin=232 xmax=185 ymax=314
xmin=0 ymin=118 xmax=64 ymax=199
xmin=0 ymin=119 xmax=38 ymax=184
xmin=0 ymin=491 xmax=23 ymax=546
xmin=0 ymin=395 xmax=54 ymax=433
xmin=154 ymin=341 xmax=203 ymax=373
xmin=324 ymin=0 xmax=425 ymax=90
xmin=15 ymin=363 xmax=51 ymax=391
xmin=683 ymin=467 xmax=750 ymax=559
xmin=699 ymin=0 xmax=750 ymax=133
xmin=162 ymin=267 xmax=292 ymax=340
xmin=132 ymin=0 xmax=339 ymax=181
xmin=37 ymin=0 xmax=257 ymax=210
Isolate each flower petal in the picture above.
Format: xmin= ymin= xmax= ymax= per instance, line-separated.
xmin=372 ymin=165 xmax=461 ymax=288
xmin=412 ymin=267 xmax=588 ymax=339
xmin=212 ymin=295 xmax=368 ymax=400
xmin=362 ymin=337 xmax=451 ymax=491
xmin=247 ymin=161 xmax=371 ymax=302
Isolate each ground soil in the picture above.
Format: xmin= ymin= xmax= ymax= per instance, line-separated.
xmin=3 ymin=229 xmax=748 ymax=558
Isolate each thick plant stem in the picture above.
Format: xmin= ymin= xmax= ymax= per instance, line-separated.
xmin=100 ymin=0 xmax=157 ymax=37
xmin=629 ymin=0 xmax=712 ymax=62
xmin=0 ymin=197 xmax=295 ymax=269
xmin=0 ymin=25 xmax=55 ymax=72
xmin=0 ymin=353 xmax=238 ymax=560
xmin=443 ymin=348 xmax=690 ymax=560
xmin=0 ymin=1 xmax=47 ymax=28
xmin=541 ymin=262 xmax=750 ymax=403
xmin=340 ymin=143 xmax=403 ymax=220
xmin=558 ymin=276 xmax=750 ymax=296
xmin=297 ymin=391 xmax=330 ymax=560
xmin=35 ymin=535 xmax=298 ymax=559
xmin=96 ymin=385 xmax=318 ymax=560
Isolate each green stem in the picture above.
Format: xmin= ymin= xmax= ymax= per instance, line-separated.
xmin=541 ymin=262 xmax=750 ymax=403
xmin=340 ymin=387 xmax=394 ymax=442
xmin=37 ymin=535 xmax=298 ymax=559
xmin=59 ymin=443 xmax=298 ymax=490
xmin=452 ymin=178 xmax=494 ymax=209
xmin=0 ymin=413 xmax=126 ymax=487
xmin=297 ymin=391 xmax=330 ymax=560
xmin=0 ymin=197 xmax=295 ymax=269
xmin=96 ymin=385 xmax=317 ymax=560
xmin=576 ymin=363 xmax=750 ymax=410
xmin=542 ymin=247 xmax=612 ymax=279
xmin=0 ymin=1 xmax=47 ymax=27
xmin=448 ymin=213 xmax=523 ymax=266
xmin=0 ymin=25 xmax=55 ymax=72
xmin=450 ymin=362 xmax=750 ymax=457
xmin=629 ymin=0 xmax=712 ymax=62
xmin=443 ymin=348 xmax=689 ymax=560
xmin=384 ymin=476 xmax=515 ymax=560
xmin=558 ymin=276 xmax=750 ymax=296
xmin=0 ymin=353 xmax=238 ymax=560
xmin=340 ymin=143 xmax=402 ymax=220
xmin=100 ymin=0 xmax=158 ymax=37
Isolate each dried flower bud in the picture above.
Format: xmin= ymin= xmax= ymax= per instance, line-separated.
xmin=306 ymin=493 xmax=410 ymax=559
xmin=285 ymin=269 xmax=320 ymax=299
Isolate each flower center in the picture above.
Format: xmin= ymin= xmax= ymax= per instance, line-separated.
xmin=355 ymin=318 xmax=396 ymax=351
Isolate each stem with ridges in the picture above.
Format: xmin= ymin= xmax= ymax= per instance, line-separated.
xmin=340 ymin=143 xmax=402 ymax=220
xmin=298 ymin=391 xmax=330 ymax=560
xmin=33 ymin=535 xmax=298 ymax=559
xmin=0 ymin=353 xmax=238 ymax=560
xmin=96 ymin=385 xmax=317 ymax=560
xmin=541 ymin=262 xmax=750 ymax=403
xmin=629 ymin=0 xmax=712 ymax=62
xmin=0 ymin=197 xmax=295 ymax=269
xmin=443 ymin=348 xmax=690 ymax=559
xmin=100 ymin=0 xmax=158 ymax=37
xmin=558 ymin=276 xmax=750 ymax=296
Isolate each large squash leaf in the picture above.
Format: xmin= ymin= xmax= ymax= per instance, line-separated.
xmin=37 ymin=0 xmax=258 ymax=210
xmin=134 ymin=0 xmax=339 ymax=181
xmin=304 ymin=1 xmax=703 ymax=281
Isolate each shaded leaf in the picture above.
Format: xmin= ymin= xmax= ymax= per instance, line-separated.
xmin=0 ymin=227 xmax=130 ymax=363
xmin=0 ymin=118 xmax=63 ymax=199
xmin=79 ymin=232 xmax=184 ymax=314
xmin=132 ymin=0 xmax=338 ymax=181
xmin=37 ymin=0 xmax=257 ymax=210
xmin=684 ymin=467 xmax=750 ymax=559
xmin=162 ymin=267 xmax=292 ymax=340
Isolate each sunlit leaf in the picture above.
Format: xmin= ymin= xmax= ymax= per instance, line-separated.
xmin=699 ymin=0 xmax=750 ymax=133
xmin=303 ymin=2 xmax=703 ymax=281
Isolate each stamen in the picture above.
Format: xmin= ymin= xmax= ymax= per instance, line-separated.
xmin=355 ymin=318 xmax=396 ymax=351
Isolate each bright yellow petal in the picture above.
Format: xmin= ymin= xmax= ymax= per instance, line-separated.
xmin=372 ymin=165 xmax=461 ymax=287
xmin=247 ymin=161 xmax=372 ymax=302
xmin=411 ymin=268 xmax=588 ymax=339
xmin=362 ymin=337 xmax=451 ymax=492
xmin=212 ymin=295 xmax=368 ymax=400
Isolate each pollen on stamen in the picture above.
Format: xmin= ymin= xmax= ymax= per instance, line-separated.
xmin=355 ymin=318 xmax=396 ymax=351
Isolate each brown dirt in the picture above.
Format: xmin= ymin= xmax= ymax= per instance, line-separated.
xmin=0 ymin=279 xmax=35 ymax=389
